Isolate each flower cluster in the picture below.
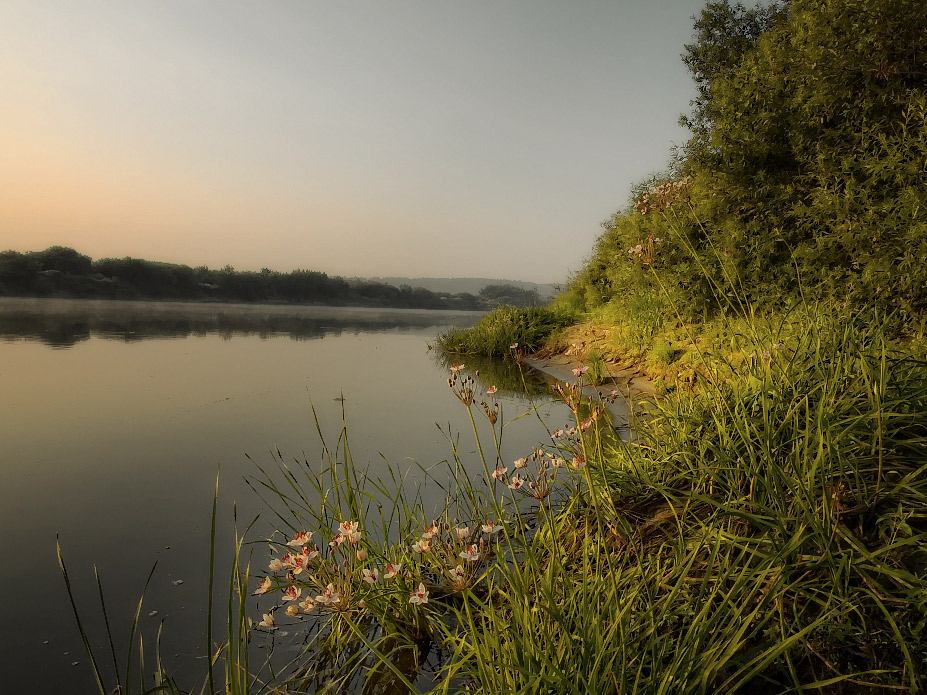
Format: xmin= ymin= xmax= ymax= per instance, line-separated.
xmin=491 ymin=446 xmax=574 ymax=500
xmin=634 ymin=176 xmax=692 ymax=215
xmin=479 ymin=385 xmax=500 ymax=425
xmin=447 ymin=365 xmax=476 ymax=406
xmin=627 ymin=234 xmax=663 ymax=265
xmin=408 ymin=517 xmax=504 ymax=594
xmin=253 ymin=522 xmax=373 ymax=629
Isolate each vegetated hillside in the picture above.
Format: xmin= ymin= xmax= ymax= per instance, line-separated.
xmin=563 ymin=0 xmax=927 ymax=329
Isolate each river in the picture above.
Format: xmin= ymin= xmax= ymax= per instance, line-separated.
xmin=0 ymin=298 xmax=576 ymax=692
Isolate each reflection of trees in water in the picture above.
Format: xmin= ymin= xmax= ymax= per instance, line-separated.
xmin=0 ymin=299 xmax=481 ymax=349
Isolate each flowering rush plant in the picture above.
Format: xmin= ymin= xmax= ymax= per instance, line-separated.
xmin=251 ymin=512 xmax=510 ymax=632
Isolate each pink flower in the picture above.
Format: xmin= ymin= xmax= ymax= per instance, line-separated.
xmin=339 ymin=520 xmax=362 ymax=544
xmin=362 ymin=568 xmax=379 ymax=584
xmin=492 ymin=465 xmax=507 ymax=480
xmin=258 ymin=613 xmax=275 ymax=630
xmin=253 ymin=576 xmax=272 ymax=595
xmin=508 ymin=474 xmax=525 ymax=491
xmin=383 ymin=562 xmax=400 ymax=579
xmin=301 ymin=546 xmax=320 ymax=563
xmin=450 ymin=364 xmax=465 ymax=372
xmin=481 ymin=521 xmax=503 ymax=535
xmin=513 ymin=457 xmax=528 ymax=469
xmin=572 ymin=365 xmax=589 ymax=377
xmin=510 ymin=343 xmax=518 ymax=349
xmin=448 ymin=565 xmax=467 ymax=589
xmin=315 ymin=583 xmax=340 ymax=606
xmin=454 ymin=526 xmax=470 ymax=541
xmin=299 ymin=598 xmax=315 ymax=613
xmin=409 ymin=583 xmax=429 ymax=606
xmin=459 ymin=544 xmax=480 ymax=562
xmin=411 ymin=538 xmax=431 ymax=554
xmin=282 ymin=553 xmax=304 ymax=575
xmin=282 ymin=585 xmax=302 ymax=602
xmin=286 ymin=531 xmax=310 ymax=547
xmin=572 ymin=455 xmax=586 ymax=470
xmin=487 ymin=385 xmax=498 ymax=395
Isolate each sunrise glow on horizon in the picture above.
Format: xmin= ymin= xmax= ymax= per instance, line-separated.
xmin=1 ymin=1 xmax=704 ymax=283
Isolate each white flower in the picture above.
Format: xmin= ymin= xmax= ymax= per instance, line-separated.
xmin=339 ymin=520 xmax=362 ymax=544
xmin=454 ymin=526 xmax=470 ymax=541
xmin=268 ymin=558 xmax=284 ymax=572
xmin=286 ymin=531 xmax=310 ymax=547
xmin=481 ymin=521 xmax=503 ymax=535
xmin=362 ymin=568 xmax=379 ymax=584
xmin=409 ymin=583 xmax=429 ymax=605
xmin=411 ymin=538 xmax=431 ymax=554
xmin=253 ymin=576 xmax=272 ymax=595
xmin=285 ymin=604 xmax=299 ymax=617
xmin=315 ymin=583 xmax=340 ymax=606
xmin=258 ymin=613 xmax=275 ymax=629
xmin=282 ymin=585 xmax=302 ymax=602
xmin=383 ymin=562 xmax=400 ymax=579
xmin=299 ymin=598 xmax=315 ymax=613
xmin=459 ymin=544 xmax=480 ymax=562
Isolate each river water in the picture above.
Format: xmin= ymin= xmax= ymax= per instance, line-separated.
xmin=0 ymin=298 xmax=575 ymax=692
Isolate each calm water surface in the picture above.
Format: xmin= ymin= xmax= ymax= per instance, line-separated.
xmin=0 ymin=298 xmax=572 ymax=692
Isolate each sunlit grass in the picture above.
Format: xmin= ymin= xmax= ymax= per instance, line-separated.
xmin=60 ymin=301 xmax=927 ymax=693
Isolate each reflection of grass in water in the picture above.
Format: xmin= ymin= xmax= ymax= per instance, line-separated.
xmin=432 ymin=349 xmax=553 ymax=399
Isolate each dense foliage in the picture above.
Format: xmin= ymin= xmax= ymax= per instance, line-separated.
xmin=0 ymin=246 xmax=540 ymax=311
xmin=567 ymin=0 xmax=927 ymax=325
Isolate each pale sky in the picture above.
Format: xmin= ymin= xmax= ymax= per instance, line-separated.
xmin=1 ymin=1 xmax=705 ymax=284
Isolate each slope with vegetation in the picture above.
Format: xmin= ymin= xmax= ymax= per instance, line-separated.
xmin=430 ymin=0 xmax=927 ymax=691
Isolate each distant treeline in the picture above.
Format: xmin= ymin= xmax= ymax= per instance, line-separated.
xmin=0 ymin=247 xmax=542 ymax=310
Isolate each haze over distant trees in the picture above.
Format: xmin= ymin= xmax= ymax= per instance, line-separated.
xmin=0 ymin=246 xmax=544 ymax=311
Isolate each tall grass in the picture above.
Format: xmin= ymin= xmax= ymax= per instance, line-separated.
xmin=60 ymin=305 xmax=926 ymax=693
xmin=438 ymin=305 xmax=575 ymax=358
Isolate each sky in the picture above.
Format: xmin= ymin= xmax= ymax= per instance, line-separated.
xmin=1 ymin=1 xmax=706 ymax=284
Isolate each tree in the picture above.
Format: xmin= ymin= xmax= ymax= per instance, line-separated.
xmin=680 ymin=1 xmax=789 ymax=158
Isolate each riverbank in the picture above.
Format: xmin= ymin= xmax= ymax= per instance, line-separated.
xmin=429 ymin=303 xmax=927 ymax=692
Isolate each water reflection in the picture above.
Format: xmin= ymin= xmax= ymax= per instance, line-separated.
xmin=431 ymin=348 xmax=554 ymax=399
xmin=0 ymin=298 xmax=483 ymax=348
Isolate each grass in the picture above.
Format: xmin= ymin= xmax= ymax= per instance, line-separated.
xmin=60 ymin=303 xmax=927 ymax=693
xmin=437 ymin=305 xmax=576 ymax=358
